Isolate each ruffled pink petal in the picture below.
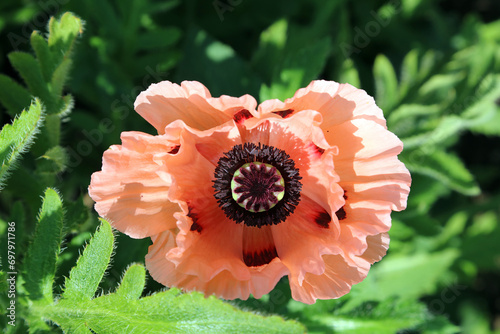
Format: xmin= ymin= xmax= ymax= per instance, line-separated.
xmin=287 ymin=232 xmax=389 ymax=304
xmin=330 ymin=118 xmax=410 ymax=236
xmin=290 ymin=254 xmax=364 ymax=304
xmin=360 ymin=232 xmax=390 ymax=264
xmin=88 ymin=131 xmax=179 ymax=238
xmin=258 ymin=80 xmax=385 ymax=129
xmin=134 ymin=80 xmax=257 ymax=134
xmin=146 ymin=230 xmax=289 ymax=300
xmin=272 ymin=195 xmax=342 ymax=285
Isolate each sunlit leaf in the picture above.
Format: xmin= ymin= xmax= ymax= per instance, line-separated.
xmin=23 ymin=188 xmax=64 ymax=303
xmin=401 ymin=150 xmax=480 ymax=195
xmin=62 ymin=219 xmax=114 ymax=302
xmin=374 ymin=54 xmax=398 ymax=112
xmin=0 ymin=99 xmax=44 ymax=190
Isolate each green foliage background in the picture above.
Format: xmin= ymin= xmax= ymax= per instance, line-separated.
xmin=0 ymin=0 xmax=499 ymax=333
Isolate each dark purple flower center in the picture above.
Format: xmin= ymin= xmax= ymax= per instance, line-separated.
xmin=213 ymin=143 xmax=302 ymax=228
xmin=231 ymin=162 xmax=285 ymax=212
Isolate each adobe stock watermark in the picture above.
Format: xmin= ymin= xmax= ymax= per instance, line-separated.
xmin=340 ymin=0 xmax=402 ymax=58
xmin=213 ymin=0 xmax=244 ymax=22
xmin=3 ymin=221 xmax=17 ymax=327
xmin=62 ymin=65 xmax=169 ymax=177
xmin=8 ymin=0 xmax=70 ymax=51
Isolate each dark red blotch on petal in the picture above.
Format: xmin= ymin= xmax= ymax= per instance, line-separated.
xmin=187 ymin=206 xmax=202 ymax=232
xmin=314 ymin=209 xmax=331 ymax=229
xmin=335 ymin=207 xmax=347 ymax=221
xmin=243 ymin=247 xmax=278 ymax=267
xmin=272 ymin=109 xmax=294 ymax=118
xmin=168 ymin=145 xmax=180 ymax=154
xmin=233 ymin=109 xmax=253 ymax=124
xmin=335 ymin=190 xmax=348 ymax=221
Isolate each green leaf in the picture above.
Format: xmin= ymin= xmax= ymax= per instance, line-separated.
xmin=463 ymin=211 xmax=500 ymax=270
xmin=373 ymin=54 xmax=399 ymax=112
xmin=50 ymin=286 xmax=304 ymax=334
xmin=47 ymin=12 xmax=83 ymax=65
xmin=305 ymin=300 xmax=426 ymax=333
xmin=31 ymin=113 xmax=61 ymax=156
xmin=31 ymin=31 xmax=55 ymax=82
xmin=0 ymin=74 xmax=32 ymax=117
xmin=399 ymin=49 xmax=419 ymax=97
xmin=0 ymin=99 xmax=44 ymax=190
xmin=261 ymin=37 xmax=331 ymax=101
xmin=252 ymin=19 xmax=288 ymax=83
xmin=175 ymin=28 xmax=261 ymax=97
xmin=36 ymin=220 xmax=304 ymax=333
xmin=23 ymin=188 xmax=64 ymax=303
xmin=65 ymin=195 xmax=90 ymax=230
xmin=342 ymin=249 xmax=460 ymax=311
xmin=401 ymin=150 xmax=480 ymax=195
xmin=387 ymin=103 xmax=441 ymax=136
xmin=114 ymin=264 xmax=146 ymax=300
xmin=51 ymin=57 xmax=73 ymax=102
xmin=8 ymin=51 xmax=52 ymax=107
xmin=62 ymin=219 xmax=114 ymax=302
xmin=36 ymin=145 xmax=68 ymax=174
xmin=339 ymin=58 xmax=361 ymax=88
xmin=401 ymin=115 xmax=469 ymax=149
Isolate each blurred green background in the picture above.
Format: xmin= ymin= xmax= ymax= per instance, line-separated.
xmin=0 ymin=0 xmax=499 ymax=333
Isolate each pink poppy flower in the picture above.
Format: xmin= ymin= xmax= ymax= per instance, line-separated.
xmin=89 ymin=80 xmax=411 ymax=304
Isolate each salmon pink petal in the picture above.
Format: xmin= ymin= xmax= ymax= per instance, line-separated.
xmin=135 ymin=80 xmax=257 ymax=134
xmin=89 ymin=131 xmax=179 ymax=238
xmin=272 ymin=195 xmax=342 ymax=284
xmin=146 ymin=230 xmax=289 ymax=300
xmin=258 ymin=80 xmax=385 ymax=128
xmin=291 ymin=254 xmax=364 ymax=304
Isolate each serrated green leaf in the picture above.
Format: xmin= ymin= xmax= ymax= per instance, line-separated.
xmin=62 ymin=219 xmax=114 ymax=302
xmin=8 ymin=51 xmax=52 ymax=106
xmin=115 ymin=264 xmax=145 ymax=300
xmin=31 ymin=113 xmax=61 ymax=156
xmin=51 ymin=58 xmax=73 ymax=102
xmin=50 ymin=287 xmax=304 ymax=334
xmin=374 ymin=54 xmax=398 ymax=112
xmin=0 ymin=99 xmax=44 ymax=190
xmin=34 ymin=219 xmax=304 ymax=333
xmin=401 ymin=150 xmax=480 ymax=195
xmin=31 ymin=31 xmax=55 ymax=82
xmin=23 ymin=188 xmax=64 ymax=303
xmin=48 ymin=12 xmax=83 ymax=65
xmin=0 ymin=74 xmax=32 ymax=117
